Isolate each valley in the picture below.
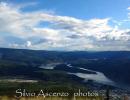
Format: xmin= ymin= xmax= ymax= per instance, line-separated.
xmin=0 ymin=48 xmax=130 ymax=99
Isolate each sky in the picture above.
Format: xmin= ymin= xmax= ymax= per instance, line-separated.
xmin=0 ymin=0 xmax=130 ymax=51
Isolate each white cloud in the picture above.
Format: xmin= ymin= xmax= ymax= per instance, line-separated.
xmin=127 ymin=7 xmax=130 ymax=10
xmin=26 ymin=41 xmax=32 ymax=47
xmin=0 ymin=2 xmax=130 ymax=51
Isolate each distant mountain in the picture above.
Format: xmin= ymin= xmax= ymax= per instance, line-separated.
xmin=0 ymin=47 xmax=130 ymax=62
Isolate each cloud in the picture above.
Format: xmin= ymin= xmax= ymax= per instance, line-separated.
xmin=0 ymin=2 xmax=130 ymax=51
xmin=127 ymin=7 xmax=130 ymax=10
xmin=26 ymin=41 xmax=32 ymax=47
